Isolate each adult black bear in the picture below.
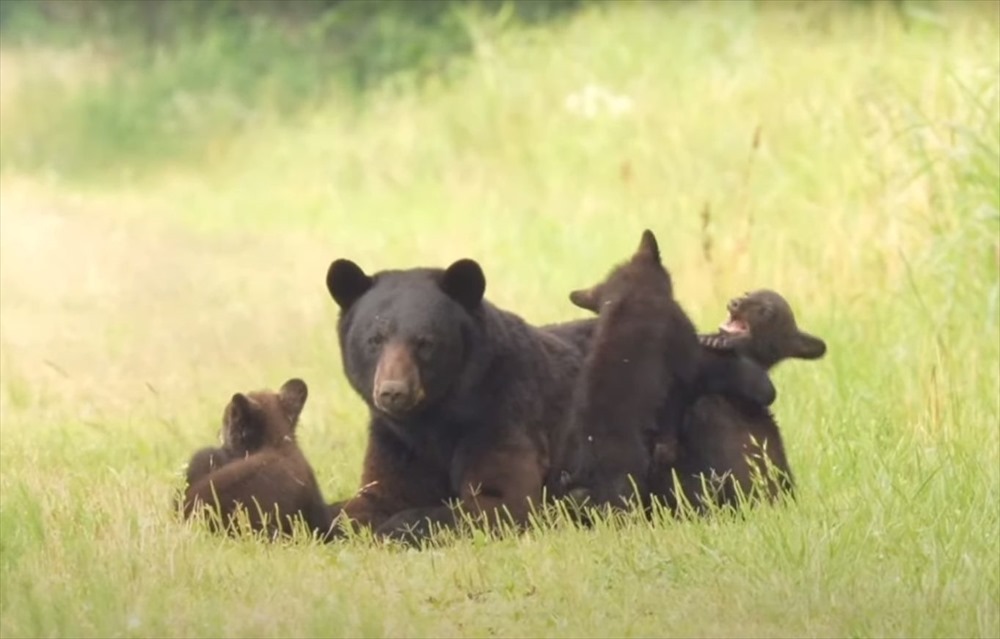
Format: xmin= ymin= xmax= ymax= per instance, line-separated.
xmin=181 ymin=379 xmax=334 ymax=540
xmin=650 ymin=289 xmax=827 ymax=512
xmin=324 ymin=258 xmax=583 ymax=544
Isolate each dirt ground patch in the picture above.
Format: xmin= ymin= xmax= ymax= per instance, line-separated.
xmin=0 ymin=180 xmax=339 ymax=419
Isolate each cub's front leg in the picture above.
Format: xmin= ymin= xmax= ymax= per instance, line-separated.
xmin=184 ymin=447 xmax=236 ymax=488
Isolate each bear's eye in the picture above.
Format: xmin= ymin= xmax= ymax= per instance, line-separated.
xmin=368 ymin=333 xmax=386 ymax=348
xmin=414 ymin=336 xmax=433 ymax=356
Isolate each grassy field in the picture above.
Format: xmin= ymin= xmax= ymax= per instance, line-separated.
xmin=1 ymin=1 xmax=998 ymax=637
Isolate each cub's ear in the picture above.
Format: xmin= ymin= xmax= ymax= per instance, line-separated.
xmin=569 ymin=287 xmax=599 ymax=313
xmin=227 ymin=393 xmax=253 ymax=425
xmin=278 ymin=378 xmax=309 ymax=426
xmin=793 ymin=332 xmax=827 ymax=360
xmin=326 ymin=259 xmax=373 ymax=310
xmin=442 ymin=259 xmax=486 ymax=310
xmin=636 ymin=229 xmax=661 ymax=263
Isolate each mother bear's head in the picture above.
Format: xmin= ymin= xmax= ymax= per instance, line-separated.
xmin=325 ymin=258 xmax=487 ymax=419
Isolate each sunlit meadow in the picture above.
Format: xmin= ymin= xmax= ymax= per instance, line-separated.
xmin=0 ymin=1 xmax=997 ymax=637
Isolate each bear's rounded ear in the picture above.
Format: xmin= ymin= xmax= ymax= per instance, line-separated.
xmin=569 ymin=287 xmax=598 ymax=313
xmin=278 ymin=378 xmax=309 ymax=426
xmin=326 ymin=259 xmax=373 ymax=310
xmin=792 ymin=332 xmax=827 ymax=360
xmin=637 ymin=229 xmax=661 ymax=263
xmin=442 ymin=259 xmax=486 ymax=310
xmin=227 ymin=393 xmax=253 ymax=425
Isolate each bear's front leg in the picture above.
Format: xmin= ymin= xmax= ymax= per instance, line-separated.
xmin=373 ymin=504 xmax=457 ymax=545
xmin=374 ymin=432 xmax=546 ymax=546
xmin=330 ymin=419 xmax=451 ymax=535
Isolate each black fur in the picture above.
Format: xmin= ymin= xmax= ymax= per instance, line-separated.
xmin=653 ymin=289 xmax=828 ymax=511
xmin=324 ymin=259 xmax=583 ymax=545
xmin=557 ymin=230 xmax=698 ymax=511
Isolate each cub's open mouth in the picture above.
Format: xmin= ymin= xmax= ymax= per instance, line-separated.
xmin=719 ymin=315 xmax=749 ymax=336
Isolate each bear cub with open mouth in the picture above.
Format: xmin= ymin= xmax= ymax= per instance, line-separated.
xmin=556 ymin=230 xmax=777 ymax=513
xmin=699 ymin=289 xmax=826 ymax=368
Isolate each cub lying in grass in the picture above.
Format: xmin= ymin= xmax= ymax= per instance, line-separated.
xmin=181 ymin=378 xmax=334 ymax=541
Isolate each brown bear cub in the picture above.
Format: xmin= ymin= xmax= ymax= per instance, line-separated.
xmin=555 ymin=230 xmax=711 ymax=512
xmin=651 ymin=289 xmax=827 ymax=512
xmin=699 ymin=289 xmax=827 ymax=369
xmin=649 ymin=288 xmax=826 ymax=468
xmin=181 ymin=378 xmax=334 ymax=541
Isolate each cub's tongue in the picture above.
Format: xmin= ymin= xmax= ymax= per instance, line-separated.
xmin=719 ymin=317 xmax=749 ymax=335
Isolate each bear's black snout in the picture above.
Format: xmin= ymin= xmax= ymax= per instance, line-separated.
xmin=375 ymin=380 xmax=417 ymax=415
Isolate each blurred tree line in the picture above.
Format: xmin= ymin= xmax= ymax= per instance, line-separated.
xmin=0 ymin=0 xmax=592 ymax=37
xmin=0 ymin=0 xmax=923 ymax=180
xmin=0 ymin=0 xmax=592 ymax=90
xmin=0 ymin=0 xmax=595 ymax=176
xmin=0 ymin=1 xmax=920 ymax=92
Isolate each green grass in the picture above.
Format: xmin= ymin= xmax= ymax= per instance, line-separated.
xmin=1 ymin=1 xmax=998 ymax=637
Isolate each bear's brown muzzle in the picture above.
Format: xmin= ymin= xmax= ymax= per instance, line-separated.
xmin=372 ymin=341 xmax=425 ymax=416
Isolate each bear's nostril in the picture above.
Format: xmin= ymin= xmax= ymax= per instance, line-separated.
xmin=375 ymin=381 xmax=412 ymax=412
